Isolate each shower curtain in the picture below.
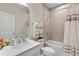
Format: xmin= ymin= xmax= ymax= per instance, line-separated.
xmin=64 ymin=14 xmax=79 ymax=56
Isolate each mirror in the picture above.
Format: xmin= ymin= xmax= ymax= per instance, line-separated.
xmin=0 ymin=3 xmax=30 ymax=40
xmin=0 ymin=11 xmax=15 ymax=39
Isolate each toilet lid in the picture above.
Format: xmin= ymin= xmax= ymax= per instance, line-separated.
xmin=41 ymin=47 xmax=55 ymax=53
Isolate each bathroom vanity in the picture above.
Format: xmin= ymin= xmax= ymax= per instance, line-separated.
xmin=0 ymin=39 xmax=41 ymax=56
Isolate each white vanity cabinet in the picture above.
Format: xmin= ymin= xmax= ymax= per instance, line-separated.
xmin=0 ymin=40 xmax=41 ymax=56
xmin=18 ymin=44 xmax=41 ymax=56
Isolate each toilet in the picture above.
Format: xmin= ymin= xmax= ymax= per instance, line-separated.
xmin=37 ymin=39 xmax=55 ymax=56
xmin=41 ymin=47 xmax=55 ymax=56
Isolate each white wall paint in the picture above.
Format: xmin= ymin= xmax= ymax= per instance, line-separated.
xmin=0 ymin=3 xmax=43 ymax=39
xmin=50 ymin=4 xmax=79 ymax=42
xmin=27 ymin=3 xmax=43 ymax=38
xmin=50 ymin=4 xmax=68 ymax=42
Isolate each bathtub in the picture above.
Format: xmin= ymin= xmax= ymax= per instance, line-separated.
xmin=45 ymin=40 xmax=64 ymax=56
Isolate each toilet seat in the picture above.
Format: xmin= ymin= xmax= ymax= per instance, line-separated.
xmin=41 ymin=47 xmax=55 ymax=56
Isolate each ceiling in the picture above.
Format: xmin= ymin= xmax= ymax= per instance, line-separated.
xmin=11 ymin=3 xmax=63 ymax=11
xmin=12 ymin=3 xmax=63 ymax=10
xmin=44 ymin=3 xmax=63 ymax=9
xmin=10 ymin=3 xmax=29 ymax=13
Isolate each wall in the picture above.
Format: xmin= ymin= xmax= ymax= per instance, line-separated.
xmin=50 ymin=4 xmax=68 ymax=42
xmin=50 ymin=4 xmax=79 ymax=42
xmin=0 ymin=3 xmax=28 ymax=37
xmin=27 ymin=4 xmax=51 ymax=41
xmin=42 ymin=4 xmax=51 ymax=41
xmin=0 ymin=3 xmax=76 ymax=42
xmin=27 ymin=3 xmax=43 ymax=38
xmin=26 ymin=3 xmax=79 ymax=42
xmin=0 ymin=3 xmax=43 ymax=39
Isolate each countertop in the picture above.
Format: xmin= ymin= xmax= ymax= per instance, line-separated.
xmin=0 ymin=39 xmax=40 ymax=56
